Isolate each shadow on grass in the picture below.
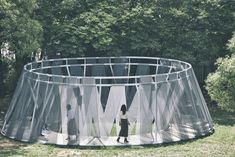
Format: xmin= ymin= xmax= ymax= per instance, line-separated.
xmin=209 ymin=106 xmax=235 ymax=126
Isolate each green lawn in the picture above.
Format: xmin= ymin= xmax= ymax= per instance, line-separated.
xmin=0 ymin=101 xmax=235 ymax=157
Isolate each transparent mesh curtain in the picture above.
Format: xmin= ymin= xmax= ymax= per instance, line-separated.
xmin=1 ymin=57 xmax=213 ymax=146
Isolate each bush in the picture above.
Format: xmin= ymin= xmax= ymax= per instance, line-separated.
xmin=206 ymin=33 xmax=235 ymax=112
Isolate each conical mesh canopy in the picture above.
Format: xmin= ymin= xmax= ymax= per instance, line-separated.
xmin=1 ymin=57 xmax=213 ymax=146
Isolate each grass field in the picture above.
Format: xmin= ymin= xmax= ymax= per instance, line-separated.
xmin=0 ymin=98 xmax=235 ymax=157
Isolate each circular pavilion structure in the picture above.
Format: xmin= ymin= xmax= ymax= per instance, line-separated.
xmin=1 ymin=56 xmax=213 ymax=146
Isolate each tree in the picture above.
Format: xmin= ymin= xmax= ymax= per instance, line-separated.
xmin=0 ymin=0 xmax=42 ymax=97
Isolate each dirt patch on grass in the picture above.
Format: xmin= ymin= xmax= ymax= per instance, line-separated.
xmin=0 ymin=141 xmax=20 ymax=149
xmin=56 ymin=150 xmax=82 ymax=156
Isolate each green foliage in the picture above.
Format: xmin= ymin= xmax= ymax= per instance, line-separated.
xmin=1 ymin=0 xmax=234 ymax=62
xmin=0 ymin=0 xmax=42 ymax=97
xmin=0 ymin=0 xmax=42 ymax=57
xmin=0 ymin=57 xmax=17 ymax=97
xmin=34 ymin=0 xmax=234 ymax=63
xmin=206 ymin=33 xmax=235 ymax=112
xmin=228 ymin=32 xmax=235 ymax=53
xmin=75 ymin=1 xmax=119 ymax=56
xmin=0 ymin=0 xmax=235 ymax=98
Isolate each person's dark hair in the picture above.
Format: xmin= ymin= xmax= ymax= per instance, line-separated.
xmin=66 ymin=104 xmax=71 ymax=110
xmin=120 ymin=104 xmax=127 ymax=115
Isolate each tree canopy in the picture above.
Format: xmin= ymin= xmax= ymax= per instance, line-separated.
xmin=34 ymin=0 xmax=235 ymax=63
xmin=0 ymin=0 xmax=235 ymax=98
